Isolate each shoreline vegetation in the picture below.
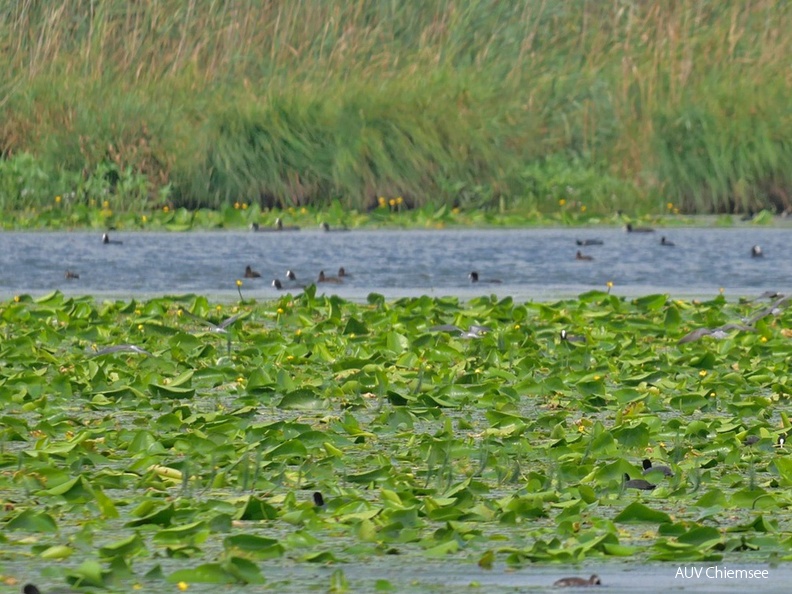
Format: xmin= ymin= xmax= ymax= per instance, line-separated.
xmin=2 ymin=1 xmax=792 ymax=224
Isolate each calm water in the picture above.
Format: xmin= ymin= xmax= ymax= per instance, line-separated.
xmin=0 ymin=227 xmax=789 ymax=301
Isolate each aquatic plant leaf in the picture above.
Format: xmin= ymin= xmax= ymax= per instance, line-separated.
xmin=148 ymin=383 xmax=196 ymax=399
xmin=726 ymin=515 xmax=778 ymax=533
xmin=277 ymin=389 xmax=327 ymax=409
xmin=125 ymin=503 xmax=175 ymax=527
xmin=224 ymin=534 xmax=284 ymax=559
xmin=4 ymin=509 xmax=58 ymax=532
xmin=236 ymin=496 xmax=278 ymax=521
xmin=168 ymin=562 xmax=240 ymax=584
xmin=614 ymin=502 xmax=672 ymax=524
xmin=66 ymin=559 xmax=109 ymax=588
xmin=772 ymin=457 xmax=792 ymax=487
xmin=99 ymin=533 xmax=145 ymax=559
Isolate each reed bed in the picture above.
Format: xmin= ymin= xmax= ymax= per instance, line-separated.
xmin=1 ymin=0 xmax=791 ymax=214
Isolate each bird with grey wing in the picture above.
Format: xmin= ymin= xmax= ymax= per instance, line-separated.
xmin=678 ymin=293 xmax=789 ymax=344
xmin=429 ymin=324 xmax=492 ymax=339
xmin=180 ymin=309 xmax=248 ymax=355
xmin=88 ymin=344 xmax=153 ymax=357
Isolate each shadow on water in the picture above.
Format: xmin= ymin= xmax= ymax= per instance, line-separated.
xmin=0 ymin=227 xmax=789 ymax=301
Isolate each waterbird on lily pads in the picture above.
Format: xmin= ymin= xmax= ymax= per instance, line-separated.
xmin=23 ymin=585 xmax=41 ymax=594
xmin=88 ymin=344 xmax=152 ymax=357
xmin=313 ymin=492 xmax=325 ymax=507
xmin=429 ymin=324 xmax=492 ymax=339
xmin=553 ymin=574 xmax=601 ymax=587
xmin=624 ymin=473 xmax=656 ymax=491
xmin=642 ymin=459 xmax=674 ymax=477
xmin=560 ymin=329 xmax=586 ymax=344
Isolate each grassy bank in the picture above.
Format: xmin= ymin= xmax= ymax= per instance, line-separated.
xmin=2 ymin=289 xmax=791 ymax=590
xmin=2 ymin=1 xmax=792 ymax=218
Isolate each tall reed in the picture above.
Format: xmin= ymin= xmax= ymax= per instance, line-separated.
xmin=1 ymin=1 xmax=790 ymax=213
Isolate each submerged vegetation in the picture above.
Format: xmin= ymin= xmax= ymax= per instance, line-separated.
xmin=2 ymin=288 xmax=791 ymax=590
xmin=2 ymin=1 xmax=792 ymax=218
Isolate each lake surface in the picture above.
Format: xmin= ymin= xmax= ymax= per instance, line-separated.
xmin=0 ymin=227 xmax=789 ymax=301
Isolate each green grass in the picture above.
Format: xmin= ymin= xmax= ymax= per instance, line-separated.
xmin=2 ymin=289 xmax=791 ymax=591
xmin=1 ymin=1 xmax=792 ymax=216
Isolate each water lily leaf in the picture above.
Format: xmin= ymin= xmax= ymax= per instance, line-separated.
xmin=343 ymin=317 xmax=368 ymax=335
xmin=43 ymin=475 xmax=94 ymax=501
xmin=99 ymin=533 xmax=145 ymax=559
xmin=66 ymin=559 xmax=109 ymax=588
xmin=603 ymin=543 xmax=637 ymax=556
xmin=148 ymin=383 xmax=196 ymax=399
xmin=633 ymin=294 xmax=668 ymax=311
xmin=39 ymin=544 xmax=74 ymax=559
xmin=278 ymin=389 xmax=327 ymax=409
xmin=614 ymin=502 xmax=672 ymax=524
xmin=423 ymin=539 xmax=460 ymax=557
xmin=126 ymin=503 xmax=175 ymax=527
xmin=386 ymin=331 xmax=409 ymax=352
xmin=726 ymin=515 xmax=778 ymax=533
xmin=168 ymin=562 xmax=240 ymax=584
xmin=694 ymin=489 xmax=728 ymax=509
xmin=236 ymin=496 xmax=278 ymax=521
xmin=731 ymin=488 xmax=775 ymax=509
xmin=265 ymin=439 xmax=309 ymax=459
xmin=772 ymin=457 xmax=792 ymax=487
xmin=224 ymin=556 xmax=267 ymax=584
xmin=153 ymin=521 xmax=210 ymax=545
xmin=675 ymin=526 xmax=720 ymax=547
xmin=347 ymin=467 xmax=394 ymax=484
xmin=224 ymin=534 xmax=284 ymax=559
xmin=5 ymin=509 xmax=58 ymax=532
xmin=303 ymin=550 xmax=342 ymax=563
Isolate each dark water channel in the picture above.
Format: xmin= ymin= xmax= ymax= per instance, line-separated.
xmin=1 ymin=227 xmax=789 ymax=301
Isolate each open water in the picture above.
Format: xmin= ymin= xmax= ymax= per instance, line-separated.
xmin=0 ymin=227 xmax=789 ymax=301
